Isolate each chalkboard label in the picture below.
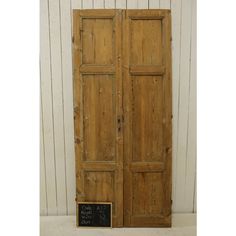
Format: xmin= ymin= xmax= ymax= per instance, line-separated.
xmin=77 ymin=202 xmax=112 ymax=228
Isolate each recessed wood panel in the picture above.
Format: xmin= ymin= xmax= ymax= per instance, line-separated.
xmin=132 ymin=172 xmax=164 ymax=215
xmin=83 ymin=75 xmax=115 ymax=161
xmin=132 ymin=76 xmax=164 ymax=162
xmin=84 ymin=171 xmax=116 ymax=215
xmin=130 ymin=19 xmax=163 ymax=65
xmin=84 ymin=171 xmax=114 ymax=202
xmin=82 ymin=18 xmax=114 ymax=65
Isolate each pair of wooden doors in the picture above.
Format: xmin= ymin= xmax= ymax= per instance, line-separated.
xmin=73 ymin=9 xmax=172 ymax=227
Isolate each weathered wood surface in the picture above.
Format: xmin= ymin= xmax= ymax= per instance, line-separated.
xmin=40 ymin=0 xmax=196 ymax=216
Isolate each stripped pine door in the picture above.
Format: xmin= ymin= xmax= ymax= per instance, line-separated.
xmin=73 ymin=9 xmax=172 ymax=227
xmin=73 ymin=10 xmax=123 ymax=227
xmin=123 ymin=10 xmax=172 ymax=227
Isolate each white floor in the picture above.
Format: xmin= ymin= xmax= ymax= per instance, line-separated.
xmin=40 ymin=214 xmax=196 ymax=236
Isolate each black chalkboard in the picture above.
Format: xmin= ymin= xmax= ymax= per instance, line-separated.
xmin=77 ymin=202 xmax=112 ymax=228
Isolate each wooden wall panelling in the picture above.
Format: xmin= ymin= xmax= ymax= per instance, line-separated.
xmin=174 ymin=0 xmax=193 ymax=212
xmin=127 ymin=0 xmax=138 ymax=9
xmin=40 ymin=98 xmax=47 ymax=216
xmin=115 ymin=0 xmax=126 ymax=8
xmin=149 ymin=0 xmax=160 ymax=9
xmin=94 ymin=0 xmax=104 ymax=8
xmin=137 ymin=0 xmax=148 ymax=9
xmin=48 ymin=0 xmax=67 ymax=215
xmin=160 ymin=0 xmax=171 ymax=9
xmin=60 ymin=0 xmax=76 ymax=215
xmin=171 ymin=0 xmax=181 ymax=213
xmin=105 ymin=0 xmax=115 ymax=8
xmin=40 ymin=0 xmax=57 ymax=215
xmin=186 ymin=0 xmax=196 ymax=213
xmin=82 ymin=0 xmax=93 ymax=9
xmin=194 ymin=173 xmax=197 ymax=213
xmin=71 ymin=0 xmax=81 ymax=9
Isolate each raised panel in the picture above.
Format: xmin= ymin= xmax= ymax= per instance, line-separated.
xmin=82 ymin=18 xmax=114 ymax=65
xmin=83 ymin=75 xmax=115 ymax=161
xmin=132 ymin=76 xmax=164 ymax=162
xmin=132 ymin=172 xmax=164 ymax=215
xmin=130 ymin=19 xmax=163 ymax=65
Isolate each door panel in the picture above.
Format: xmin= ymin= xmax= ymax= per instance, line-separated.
xmin=73 ymin=10 xmax=123 ymax=227
xmin=132 ymin=172 xmax=164 ymax=215
xmin=123 ymin=10 xmax=172 ymax=227
xmin=132 ymin=75 xmax=164 ymax=162
xmin=130 ymin=20 xmax=163 ymax=65
xmin=83 ymin=75 xmax=115 ymax=162
xmin=82 ymin=18 xmax=114 ymax=64
xmin=73 ymin=9 xmax=172 ymax=228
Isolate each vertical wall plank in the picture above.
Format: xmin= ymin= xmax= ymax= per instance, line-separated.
xmin=105 ymin=0 xmax=115 ymax=8
xmin=116 ymin=0 xmax=126 ymax=8
xmin=175 ymin=0 xmax=192 ymax=212
xmin=194 ymin=174 xmax=197 ymax=213
xmin=149 ymin=0 xmax=160 ymax=8
xmin=185 ymin=0 xmax=196 ymax=213
xmin=127 ymin=0 xmax=138 ymax=9
xmin=48 ymin=0 xmax=67 ymax=215
xmin=40 ymin=102 xmax=47 ymax=216
xmin=171 ymin=0 xmax=181 ymax=213
xmin=160 ymin=0 xmax=170 ymax=9
xmin=82 ymin=0 xmax=93 ymax=9
xmin=60 ymin=0 xmax=77 ymax=215
xmin=71 ymin=0 xmax=81 ymax=9
xmin=94 ymin=0 xmax=104 ymax=8
xmin=40 ymin=0 xmax=57 ymax=215
xmin=137 ymin=0 xmax=148 ymax=8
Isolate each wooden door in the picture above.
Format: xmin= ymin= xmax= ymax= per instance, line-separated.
xmin=123 ymin=10 xmax=172 ymax=227
xmin=73 ymin=9 xmax=172 ymax=227
xmin=73 ymin=10 xmax=123 ymax=227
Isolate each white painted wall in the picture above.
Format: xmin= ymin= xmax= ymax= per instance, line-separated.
xmin=40 ymin=0 xmax=196 ymax=215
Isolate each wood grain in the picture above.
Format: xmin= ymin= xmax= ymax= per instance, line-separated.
xmin=73 ymin=10 xmax=123 ymax=227
xmin=82 ymin=18 xmax=113 ymax=64
xmin=130 ymin=65 xmax=165 ymax=76
xmin=123 ymin=9 xmax=172 ymax=227
xmin=83 ymin=75 xmax=115 ymax=162
xmin=40 ymin=0 xmax=196 ymax=217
